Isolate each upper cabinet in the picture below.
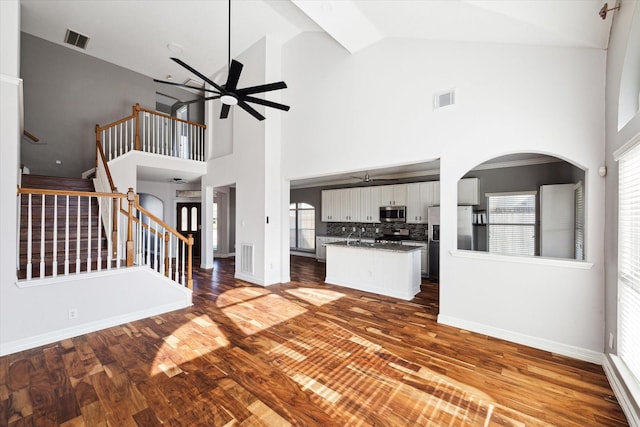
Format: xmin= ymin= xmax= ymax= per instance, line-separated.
xmin=360 ymin=186 xmax=381 ymax=223
xmin=458 ymin=178 xmax=479 ymax=205
xmin=379 ymin=184 xmax=407 ymax=206
xmin=322 ymin=179 xmax=477 ymax=223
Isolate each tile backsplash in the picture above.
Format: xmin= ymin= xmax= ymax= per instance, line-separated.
xmin=326 ymin=222 xmax=428 ymax=241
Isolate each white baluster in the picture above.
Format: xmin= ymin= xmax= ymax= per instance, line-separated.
xmin=181 ymin=240 xmax=186 ymax=285
xmin=106 ymin=197 xmax=113 ymax=270
xmin=52 ymin=195 xmax=58 ymax=277
xmin=116 ymin=211 xmax=122 ymax=269
xmin=97 ymin=196 xmax=102 ymax=271
xmin=64 ymin=195 xmax=70 ymax=275
xmin=26 ymin=194 xmax=32 ymax=280
xmin=146 ymin=215 xmax=151 ymax=266
xmin=167 ymin=233 xmax=172 ymax=281
xmin=87 ymin=196 xmax=92 ymax=272
xmin=76 ymin=196 xmax=81 ymax=274
xmin=40 ymin=194 xmax=45 ymax=278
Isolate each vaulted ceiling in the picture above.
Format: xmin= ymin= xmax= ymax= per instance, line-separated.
xmin=21 ymin=0 xmax=614 ymax=86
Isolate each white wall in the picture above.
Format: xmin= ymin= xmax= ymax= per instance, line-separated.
xmin=0 ymin=0 xmax=21 ymax=353
xmin=204 ymin=37 xmax=288 ymax=285
xmin=0 ymin=268 xmax=192 ymax=356
xmin=282 ymin=33 xmax=606 ymax=360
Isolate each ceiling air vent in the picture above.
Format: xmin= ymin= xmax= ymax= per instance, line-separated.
xmin=433 ymin=89 xmax=456 ymax=110
xmin=64 ymin=29 xmax=90 ymax=49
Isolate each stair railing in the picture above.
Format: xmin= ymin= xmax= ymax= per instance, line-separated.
xmin=17 ymin=188 xmax=127 ymax=280
xmin=95 ymin=104 xmax=206 ymax=163
xmin=17 ymin=187 xmax=193 ymax=289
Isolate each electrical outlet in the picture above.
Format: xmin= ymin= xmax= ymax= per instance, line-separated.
xmin=352 ymin=227 xmax=356 ymax=232
xmin=68 ymin=308 xmax=78 ymax=320
xmin=342 ymin=227 xmax=345 ymax=232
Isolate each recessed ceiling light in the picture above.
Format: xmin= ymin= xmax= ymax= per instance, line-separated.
xmin=167 ymin=42 xmax=183 ymax=54
xmin=166 ymin=74 xmax=173 ymax=81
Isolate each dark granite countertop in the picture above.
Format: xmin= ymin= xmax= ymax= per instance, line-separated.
xmin=326 ymin=241 xmax=422 ymax=252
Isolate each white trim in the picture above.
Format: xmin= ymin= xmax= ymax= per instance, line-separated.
xmin=485 ymin=190 xmax=537 ymax=197
xmin=235 ymin=272 xmax=265 ymax=286
xmin=604 ymin=355 xmax=640 ymax=427
xmin=15 ymin=265 xmax=146 ymax=288
xmin=614 ymin=131 xmax=640 ymax=161
xmin=471 ymin=156 xmax=562 ymax=171
xmin=0 ymin=74 xmax=21 ymax=85
xmin=450 ymin=249 xmax=594 ymax=269
xmin=0 ymin=299 xmax=191 ymax=357
xmin=438 ymin=314 xmax=603 ymax=364
xmin=290 ymin=250 xmax=316 ymax=258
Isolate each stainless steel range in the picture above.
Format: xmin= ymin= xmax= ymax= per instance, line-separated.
xmin=375 ymin=228 xmax=411 ymax=244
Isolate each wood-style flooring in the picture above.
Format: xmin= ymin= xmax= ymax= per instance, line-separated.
xmin=0 ymin=256 xmax=629 ymax=426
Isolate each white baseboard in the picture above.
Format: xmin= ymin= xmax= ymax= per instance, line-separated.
xmin=604 ymin=355 xmax=640 ymax=427
xmin=437 ymin=314 xmax=603 ymax=364
xmin=0 ymin=299 xmax=191 ymax=356
xmin=235 ymin=272 xmax=265 ymax=286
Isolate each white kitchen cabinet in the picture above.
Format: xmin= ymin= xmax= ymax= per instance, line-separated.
xmin=379 ymin=184 xmax=407 ymax=206
xmin=360 ymin=186 xmax=381 ymax=223
xmin=321 ymin=189 xmax=342 ymax=222
xmin=406 ymin=182 xmax=437 ymax=224
xmin=402 ymin=240 xmax=428 ymax=276
xmin=458 ymin=178 xmax=479 ymax=205
xmin=341 ymin=188 xmax=361 ymax=222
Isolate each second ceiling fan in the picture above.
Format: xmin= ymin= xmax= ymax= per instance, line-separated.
xmin=154 ymin=0 xmax=289 ymax=121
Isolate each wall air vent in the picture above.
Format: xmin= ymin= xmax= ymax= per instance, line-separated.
xmin=433 ymin=89 xmax=456 ymax=110
xmin=64 ymin=29 xmax=90 ymax=49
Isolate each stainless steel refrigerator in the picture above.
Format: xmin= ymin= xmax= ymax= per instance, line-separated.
xmin=427 ymin=206 xmax=474 ymax=281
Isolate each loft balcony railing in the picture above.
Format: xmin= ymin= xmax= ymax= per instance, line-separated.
xmin=95 ymin=103 xmax=206 ymax=162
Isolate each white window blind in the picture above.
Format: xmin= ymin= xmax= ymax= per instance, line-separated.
xmin=487 ymin=192 xmax=536 ymax=256
xmin=574 ymin=182 xmax=585 ymax=261
xmin=619 ymin=142 xmax=640 ymax=386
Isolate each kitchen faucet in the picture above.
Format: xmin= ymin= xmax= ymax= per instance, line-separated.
xmin=346 ymin=231 xmax=354 ymax=245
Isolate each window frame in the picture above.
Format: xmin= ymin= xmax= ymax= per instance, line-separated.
xmin=289 ymin=202 xmax=316 ymax=252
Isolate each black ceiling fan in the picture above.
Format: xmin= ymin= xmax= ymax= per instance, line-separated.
xmin=153 ymin=0 xmax=289 ymax=121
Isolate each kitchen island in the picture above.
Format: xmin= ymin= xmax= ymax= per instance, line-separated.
xmin=325 ymin=241 xmax=421 ymax=300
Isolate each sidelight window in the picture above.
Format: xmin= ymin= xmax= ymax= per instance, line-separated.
xmin=617 ymin=141 xmax=640 ymax=388
xmin=290 ymin=202 xmax=315 ymax=251
xmin=486 ymin=192 xmax=536 ymax=256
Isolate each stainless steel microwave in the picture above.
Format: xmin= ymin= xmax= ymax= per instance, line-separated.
xmin=379 ymin=206 xmax=406 ymax=223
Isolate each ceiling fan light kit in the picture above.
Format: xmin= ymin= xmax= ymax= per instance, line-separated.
xmin=153 ymin=0 xmax=289 ymax=121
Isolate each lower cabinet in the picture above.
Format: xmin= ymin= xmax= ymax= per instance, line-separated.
xmin=316 ymin=236 xmax=348 ymax=261
xmin=402 ymin=241 xmax=428 ymax=277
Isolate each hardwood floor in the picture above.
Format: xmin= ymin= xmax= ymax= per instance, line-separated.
xmin=0 ymin=256 xmax=628 ymax=426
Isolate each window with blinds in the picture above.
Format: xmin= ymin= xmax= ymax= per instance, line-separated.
xmin=487 ymin=192 xmax=536 ymax=256
xmin=574 ymin=182 xmax=585 ymax=261
xmin=618 ymin=142 xmax=640 ymax=387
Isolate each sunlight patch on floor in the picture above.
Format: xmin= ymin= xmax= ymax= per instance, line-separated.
xmin=216 ymin=287 xmax=271 ymax=308
xmin=221 ymin=293 xmax=307 ymax=335
xmin=151 ymin=314 xmax=230 ymax=377
xmin=285 ymin=287 xmax=345 ymax=306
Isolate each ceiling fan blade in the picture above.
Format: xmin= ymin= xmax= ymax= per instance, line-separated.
xmin=171 ymin=57 xmax=225 ymax=92
xmin=153 ymin=79 xmax=220 ymax=94
xmin=220 ymin=104 xmax=231 ymax=119
xmin=236 ymin=81 xmax=287 ymax=96
xmin=177 ymin=95 xmax=221 ymax=106
xmin=237 ymin=99 xmax=265 ymax=121
xmin=225 ymin=60 xmax=243 ymax=91
xmin=242 ymin=95 xmax=290 ymax=111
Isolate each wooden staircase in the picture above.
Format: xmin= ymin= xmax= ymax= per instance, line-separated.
xmin=18 ymin=175 xmax=114 ymax=279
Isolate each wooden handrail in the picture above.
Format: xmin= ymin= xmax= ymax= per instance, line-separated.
xmin=120 ymin=197 xmax=189 ymax=244
xmin=18 ymin=188 xmax=127 ymax=198
xmin=23 ymin=130 xmax=39 ymax=142
xmin=135 ymin=104 xmax=206 ymax=129
xmin=95 ymin=113 xmax=136 ymax=133
xmin=95 ymin=132 xmax=117 ymax=192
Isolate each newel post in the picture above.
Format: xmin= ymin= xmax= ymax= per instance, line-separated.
xmin=134 ymin=103 xmax=141 ymax=151
xmin=187 ymin=234 xmax=194 ymax=289
xmin=126 ymin=188 xmax=135 ymax=266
